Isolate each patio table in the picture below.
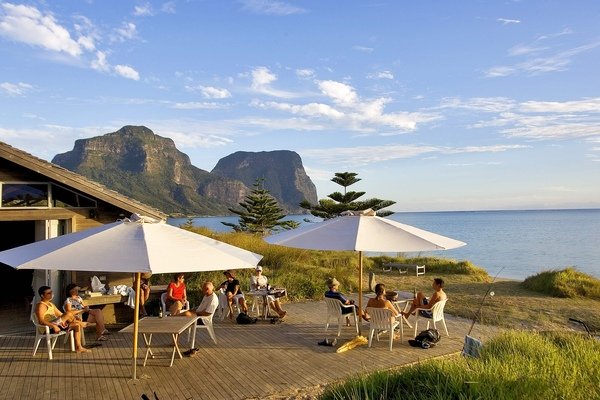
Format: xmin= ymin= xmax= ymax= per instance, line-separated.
xmin=247 ymin=288 xmax=287 ymax=319
xmin=120 ymin=316 xmax=200 ymax=367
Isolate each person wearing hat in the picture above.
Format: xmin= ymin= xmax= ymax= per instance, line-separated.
xmin=325 ymin=277 xmax=359 ymax=326
xmin=250 ymin=266 xmax=287 ymax=319
xmin=220 ymin=270 xmax=248 ymax=318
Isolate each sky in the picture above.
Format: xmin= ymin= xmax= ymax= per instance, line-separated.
xmin=1 ymin=0 xmax=599 ymax=212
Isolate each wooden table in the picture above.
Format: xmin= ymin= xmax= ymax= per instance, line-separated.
xmin=120 ymin=316 xmax=200 ymax=367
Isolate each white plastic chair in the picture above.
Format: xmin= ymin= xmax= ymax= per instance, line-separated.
xmin=324 ymin=297 xmax=359 ymax=337
xmin=160 ymin=292 xmax=190 ymax=316
xmin=413 ymin=298 xmax=449 ymax=337
xmin=366 ymin=307 xmax=401 ymax=351
xmin=196 ymin=313 xmax=217 ymax=344
xmin=218 ymin=289 xmax=244 ymax=320
xmin=31 ymin=306 xmax=75 ymax=360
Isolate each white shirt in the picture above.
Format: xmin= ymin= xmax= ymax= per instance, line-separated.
xmin=250 ymin=275 xmax=268 ymax=289
xmin=196 ymin=292 xmax=219 ymax=315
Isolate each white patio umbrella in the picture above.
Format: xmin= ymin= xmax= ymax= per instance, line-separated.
xmin=265 ymin=209 xmax=466 ymax=335
xmin=0 ymin=214 xmax=262 ymax=379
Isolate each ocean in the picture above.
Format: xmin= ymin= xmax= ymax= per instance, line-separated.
xmin=168 ymin=209 xmax=600 ymax=280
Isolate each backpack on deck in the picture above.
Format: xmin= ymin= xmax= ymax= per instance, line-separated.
xmin=408 ymin=328 xmax=441 ymax=349
xmin=236 ymin=312 xmax=258 ymax=325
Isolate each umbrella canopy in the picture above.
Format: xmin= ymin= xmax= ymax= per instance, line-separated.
xmin=0 ymin=216 xmax=263 ymax=273
xmin=0 ymin=215 xmax=263 ymax=379
xmin=265 ymin=209 xmax=466 ymax=335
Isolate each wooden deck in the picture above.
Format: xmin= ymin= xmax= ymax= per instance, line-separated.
xmin=0 ymin=299 xmax=500 ymax=400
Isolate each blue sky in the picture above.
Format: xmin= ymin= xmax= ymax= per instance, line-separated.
xmin=1 ymin=1 xmax=599 ymax=212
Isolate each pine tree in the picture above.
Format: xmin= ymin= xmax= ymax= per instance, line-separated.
xmin=222 ymin=179 xmax=299 ymax=235
xmin=300 ymin=172 xmax=395 ymax=219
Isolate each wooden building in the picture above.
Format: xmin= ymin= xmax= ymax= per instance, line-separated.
xmin=0 ymin=141 xmax=167 ymax=321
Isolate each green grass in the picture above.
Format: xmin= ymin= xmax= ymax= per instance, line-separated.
xmin=320 ymin=331 xmax=600 ymax=400
xmin=522 ymin=267 xmax=600 ymax=300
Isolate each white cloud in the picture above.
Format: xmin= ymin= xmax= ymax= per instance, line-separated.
xmin=196 ymin=86 xmax=232 ymax=99
xmin=172 ymin=102 xmax=228 ymax=110
xmin=508 ymin=44 xmax=547 ymax=57
xmin=317 ymin=80 xmax=358 ymax=106
xmin=303 ymin=143 xmax=526 ymax=166
xmin=0 ymin=3 xmax=82 ymax=56
xmin=251 ymin=99 xmax=344 ymax=119
xmin=0 ymin=81 xmax=33 ymax=96
xmin=91 ymin=50 xmax=110 ymax=72
xmin=133 ymin=3 xmax=154 ymax=16
xmin=240 ymin=0 xmax=306 ymax=15
xmin=353 ymin=45 xmax=374 ymax=53
xmin=497 ymin=18 xmax=520 ymax=25
xmin=114 ymin=64 xmax=140 ymax=80
xmin=296 ymin=68 xmax=315 ymax=78
xmin=161 ymin=2 xmax=177 ymax=14
xmin=367 ymin=71 xmax=394 ymax=80
xmin=440 ymin=97 xmax=515 ymax=113
xmin=520 ymin=98 xmax=600 ymax=113
xmin=114 ymin=22 xmax=137 ymax=42
xmin=249 ymin=66 xmax=298 ymax=98
xmin=485 ymin=41 xmax=600 ymax=78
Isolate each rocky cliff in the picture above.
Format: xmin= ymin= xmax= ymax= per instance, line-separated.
xmin=52 ymin=126 xmax=317 ymax=215
xmin=212 ymin=150 xmax=318 ymax=213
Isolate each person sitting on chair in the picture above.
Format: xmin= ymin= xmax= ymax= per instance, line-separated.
xmin=35 ymin=286 xmax=89 ymax=353
xmin=220 ymin=270 xmax=248 ymax=318
xmin=401 ymin=278 xmax=447 ymax=318
xmin=324 ymin=277 xmax=366 ymax=325
xmin=364 ymin=283 xmax=399 ymax=321
xmin=179 ymin=281 xmax=219 ymax=323
xmin=64 ymin=283 xmax=109 ymax=341
xmin=138 ymin=273 xmax=151 ymax=317
xmin=250 ymin=266 xmax=287 ymax=319
xmin=166 ymin=273 xmax=188 ymax=316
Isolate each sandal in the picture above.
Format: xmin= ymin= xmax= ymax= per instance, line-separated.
xmin=101 ymin=329 xmax=111 ymax=335
xmin=96 ymin=335 xmax=108 ymax=341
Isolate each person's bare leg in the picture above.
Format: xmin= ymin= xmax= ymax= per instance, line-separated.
xmin=239 ymin=297 xmax=248 ymax=313
xmin=169 ymin=301 xmax=182 ymax=316
xmin=70 ymin=322 xmax=89 ymax=352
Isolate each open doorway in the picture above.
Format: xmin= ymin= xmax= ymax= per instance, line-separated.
xmin=0 ymin=221 xmax=36 ymax=310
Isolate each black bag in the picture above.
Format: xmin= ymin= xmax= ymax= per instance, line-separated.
xmin=409 ymin=329 xmax=441 ymax=349
xmin=236 ymin=312 xmax=257 ymax=325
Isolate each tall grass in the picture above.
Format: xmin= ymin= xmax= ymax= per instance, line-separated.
xmin=164 ymin=228 xmax=488 ymax=300
xmin=320 ymin=331 xmax=600 ymax=400
xmin=522 ymin=267 xmax=600 ymax=300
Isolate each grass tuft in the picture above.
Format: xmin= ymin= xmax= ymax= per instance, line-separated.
xmin=522 ymin=267 xmax=600 ymax=300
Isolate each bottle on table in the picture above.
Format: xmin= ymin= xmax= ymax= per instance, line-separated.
xmin=159 ymin=308 xmax=163 ymax=318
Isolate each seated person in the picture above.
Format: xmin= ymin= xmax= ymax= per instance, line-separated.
xmin=220 ymin=270 xmax=248 ymax=318
xmin=166 ymin=273 xmax=188 ymax=315
xmin=179 ymin=281 xmax=219 ymax=323
xmin=35 ymin=285 xmax=89 ymax=353
xmin=64 ymin=283 xmax=109 ymax=341
xmin=364 ymin=283 xmax=399 ymax=321
xmin=324 ymin=277 xmax=366 ymax=325
xmin=402 ymin=278 xmax=447 ymax=318
xmin=249 ymin=266 xmax=287 ymax=319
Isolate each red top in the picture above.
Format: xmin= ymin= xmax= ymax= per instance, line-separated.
xmin=167 ymin=282 xmax=185 ymax=301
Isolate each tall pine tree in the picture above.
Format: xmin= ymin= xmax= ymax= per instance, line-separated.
xmin=222 ymin=179 xmax=299 ymax=235
xmin=300 ymin=172 xmax=395 ymax=219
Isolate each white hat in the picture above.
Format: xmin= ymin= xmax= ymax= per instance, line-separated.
xmin=255 ymin=266 xmax=263 ymax=271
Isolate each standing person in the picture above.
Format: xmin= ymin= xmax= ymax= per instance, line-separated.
xmin=138 ymin=273 xmax=151 ymax=317
xmin=64 ymin=283 xmax=109 ymax=341
xmin=363 ymin=283 xmax=398 ymax=321
xmin=35 ymin=286 xmax=89 ymax=353
xmin=401 ymin=278 xmax=447 ymax=319
xmin=166 ymin=273 xmax=188 ymax=316
xmin=249 ymin=266 xmax=287 ymax=318
xmin=220 ymin=270 xmax=248 ymax=318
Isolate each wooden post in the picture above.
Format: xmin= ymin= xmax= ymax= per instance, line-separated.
xmin=132 ymin=272 xmax=141 ymax=380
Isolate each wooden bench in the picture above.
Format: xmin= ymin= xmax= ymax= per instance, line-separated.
xmin=382 ymin=263 xmax=426 ymax=276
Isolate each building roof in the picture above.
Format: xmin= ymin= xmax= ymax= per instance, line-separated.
xmin=0 ymin=141 xmax=167 ymax=221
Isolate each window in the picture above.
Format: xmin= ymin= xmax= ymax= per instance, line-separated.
xmin=1 ymin=183 xmax=48 ymax=207
xmin=51 ymin=184 xmax=97 ymax=208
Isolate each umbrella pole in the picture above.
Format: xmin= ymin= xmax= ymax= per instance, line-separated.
xmin=132 ymin=272 xmax=141 ymax=380
xmin=358 ymin=251 xmax=363 ymax=336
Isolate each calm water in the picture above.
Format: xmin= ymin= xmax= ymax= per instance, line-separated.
xmin=168 ymin=209 xmax=600 ymax=280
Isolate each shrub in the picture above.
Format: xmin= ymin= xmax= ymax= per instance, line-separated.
xmin=522 ymin=267 xmax=600 ymax=299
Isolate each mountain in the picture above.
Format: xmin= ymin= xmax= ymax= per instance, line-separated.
xmin=212 ymin=150 xmax=318 ymax=213
xmin=52 ymin=126 xmax=317 ymax=215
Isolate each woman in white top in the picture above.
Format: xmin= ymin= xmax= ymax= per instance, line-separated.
xmin=64 ymin=283 xmax=109 ymax=341
xmin=249 ymin=266 xmax=287 ymax=319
